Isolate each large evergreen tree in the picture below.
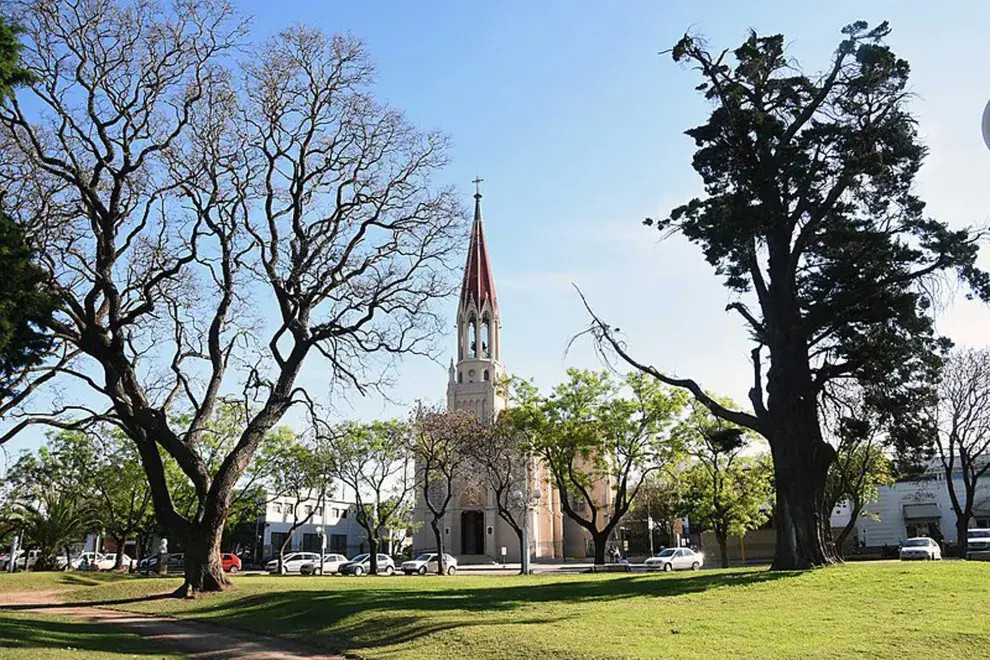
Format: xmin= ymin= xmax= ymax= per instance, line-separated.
xmin=0 ymin=16 xmax=56 ymax=399
xmin=585 ymin=22 xmax=990 ymax=569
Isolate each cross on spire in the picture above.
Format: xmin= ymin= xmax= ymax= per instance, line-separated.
xmin=472 ymin=176 xmax=484 ymax=198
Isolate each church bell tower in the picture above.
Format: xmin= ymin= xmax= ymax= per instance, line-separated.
xmin=447 ymin=179 xmax=507 ymax=422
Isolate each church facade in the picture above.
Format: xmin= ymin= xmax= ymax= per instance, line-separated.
xmin=411 ymin=185 xmax=602 ymax=563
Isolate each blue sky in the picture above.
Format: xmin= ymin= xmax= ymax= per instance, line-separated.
xmin=4 ymin=0 xmax=990 ymax=459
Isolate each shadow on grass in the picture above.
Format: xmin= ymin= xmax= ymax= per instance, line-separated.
xmin=175 ymin=569 xmax=796 ymax=654
xmin=0 ymin=593 xmax=174 ymax=612
xmin=0 ymin=612 xmax=167 ymax=657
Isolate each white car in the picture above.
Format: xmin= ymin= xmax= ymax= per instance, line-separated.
xmin=401 ymin=553 xmax=458 ymax=575
xmin=265 ymin=552 xmax=322 ymax=574
xmin=966 ymin=528 xmax=990 ymax=559
xmin=94 ymin=553 xmax=136 ymax=571
xmin=299 ymin=553 xmax=349 ymax=576
xmin=644 ymin=547 xmax=704 ymax=572
xmin=1 ymin=549 xmax=40 ymax=571
xmin=899 ymin=537 xmax=941 ymax=561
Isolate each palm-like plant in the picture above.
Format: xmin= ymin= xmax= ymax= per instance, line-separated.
xmin=14 ymin=492 xmax=100 ymax=571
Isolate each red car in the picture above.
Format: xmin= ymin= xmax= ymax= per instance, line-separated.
xmin=221 ymin=553 xmax=241 ymax=573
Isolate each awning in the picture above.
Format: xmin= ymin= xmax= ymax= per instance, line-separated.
xmin=902 ymin=503 xmax=941 ymax=520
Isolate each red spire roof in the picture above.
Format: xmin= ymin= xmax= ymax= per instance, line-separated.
xmin=460 ymin=190 xmax=498 ymax=312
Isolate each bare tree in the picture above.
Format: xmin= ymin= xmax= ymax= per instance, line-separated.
xmin=934 ymin=348 xmax=990 ymax=557
xmin=412 ymin=407 xmax=479 ymax=575
xmin=468 ymin=411 xmax=528 ymax=571
xmin=0 ymin=1 xmax=462 ymax=593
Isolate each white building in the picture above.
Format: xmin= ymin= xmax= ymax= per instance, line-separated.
xmin=831 ymin=459 xmax=990 ymax=548
xmin=259 ymin=487 xmax=367 ymax=560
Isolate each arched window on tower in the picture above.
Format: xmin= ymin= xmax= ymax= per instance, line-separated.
xmin=458 ymin=370 xmax=463 ymax=383
xmin=481 ymin=317 xmax=491 ymax=358
xmin=468 ymin=317 xmax=477 ymax=358
xmin=458 ymin=323 xmax=464 ymax=361
xmin=484 ymin=369 xmax=490 ymax=381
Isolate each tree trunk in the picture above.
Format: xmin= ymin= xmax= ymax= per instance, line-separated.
xmin=765 ymin=339 xmax=838 ymax=571
xmin=591 ymin=531 xmax=608 ymax=565
xmin=431 ymin=519 xmax=445 ymax=576
xmin=834 ymin=502 xmax=861 ymax=559
xmin=956 ymin=515 xmax=971 ymax=558
xmin=716 ymin=531 xmax=729 ymax=569
xmin=114 ymin=538 xmax=126 ymax=571
xmin=277 ymin=533 xmax=293 ymax=575
xmin=769 ymin=433 xmax=837 ymax=569
xmin=367 ymin=537 xmax=379 ymax=574
xmin=175 ymin=522 xmax=227 ymax=596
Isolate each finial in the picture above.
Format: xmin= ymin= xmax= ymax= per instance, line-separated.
xmin=472 ymin=176 xmax=484 ymax=198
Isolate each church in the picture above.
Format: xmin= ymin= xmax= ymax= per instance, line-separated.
xmin=411 ymin=184 xmax=607 ymax=563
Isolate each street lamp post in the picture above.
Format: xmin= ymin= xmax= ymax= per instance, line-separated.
xmin=511 ymin=458 xmax=542 ymax=575
xmin=316 ymin=526 xmax=325 ymax=576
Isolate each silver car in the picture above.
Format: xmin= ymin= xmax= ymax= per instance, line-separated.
xmin=265 ymin=551 xmax=322 ymax=574
xmin=966 ymin=529 xmax=990 ymax=559
xmin=644 ymin=547 xmax=704 ymax=572
xmin=299 ymin=553 xmax=349 ymax=576
xmin=401 ymin=553 xmax=458 ymax=575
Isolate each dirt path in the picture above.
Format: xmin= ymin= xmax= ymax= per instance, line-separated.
xmin=0 ymin=591 xmax=343 ymax=659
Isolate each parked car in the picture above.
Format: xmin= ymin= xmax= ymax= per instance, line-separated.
xmin=899 ymin=537 xmax=942 ymax=561
xmin=401 ymin=553 xmax=457 ymax=576
xmin=966 ymin=529 xmax=990 ymax=559
xmin=644 ymin=547 xmax=704 ymax=572
xmin=0 ymin=549 xmax=40 ymax=571
xmin=221 ymin=553 xmax=242 ymax=573
xmin=138 ymin=553 xmax=184 ymax=575
xmin=91 ymin=553 xmax=136 ymax=571
xmin=339 ymin=553 xmax=395 ymax=576
xmin=299 ymin=553 xmax=349 ymax=576
xmin=264 ymin=552 xmax=322 ymax=574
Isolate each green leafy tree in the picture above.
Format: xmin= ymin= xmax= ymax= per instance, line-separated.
xmin=585 ymin=22 xmax=990 ymax=569
xmin=509 ymin=370 xmax=687 ymax=565
xmin=625 ymin=467 xmax=687 ymax=554
xmin=823 ymin=411 xmax=895 ymax=556
xmin=265 ymin=436 xmax=334 ymax=574
xmin=321 ymin=420 xmax=415 ymax=575
xmin=679 ymin=400 xmax=774 ymax=567
xmin=412 ymin=408 xmax=481 ymax=575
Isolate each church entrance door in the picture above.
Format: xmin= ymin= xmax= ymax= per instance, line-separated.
xmin=461 ymin=510 xmax=485 ymax=555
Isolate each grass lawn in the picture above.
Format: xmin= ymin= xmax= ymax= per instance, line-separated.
xmin=0 ymin=572 xmax=182 ymax=659
xmin=15 ymin=560 xmax=983 ymax=659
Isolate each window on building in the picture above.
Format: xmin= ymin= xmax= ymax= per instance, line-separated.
xmin=458 ymin=371 xmax=463 ymax=384
xmin=484 ymin=369 xmax=490 ymax=381
xmin=314 ymin=506 xmax=323 ymax=517
xmin=340 ymin=508 xmax=347 ymax=519
xmin=302 ymin=533 xmax=322 ymax=553
xmin=468 ymin=318 xmax=477 ymax=358
xmin=274 ymin=503 xmax=282 ymax=514
xmin=482 ymin=318 xmax=491 ymax=357
xmin=304 ymin=505 xmax=312 ymax=517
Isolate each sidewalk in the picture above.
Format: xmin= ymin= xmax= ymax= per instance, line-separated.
xmin=0 ymin=591 xmax=340 ymax=659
